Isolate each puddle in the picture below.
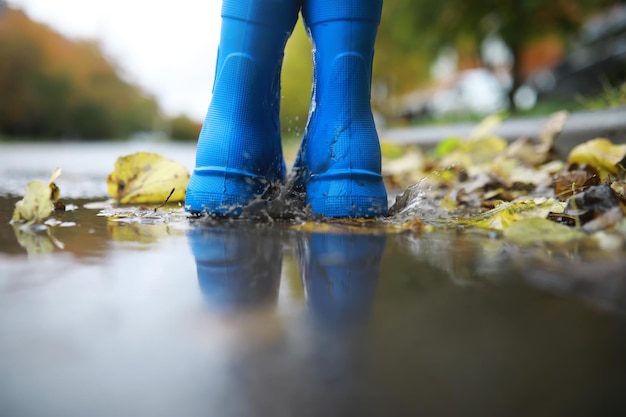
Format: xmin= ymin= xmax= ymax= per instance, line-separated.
xmin=2 ymin=142 xmax=626 ymax=416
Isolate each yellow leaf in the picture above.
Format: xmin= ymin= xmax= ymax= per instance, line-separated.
xmin=438 ymin=194 xmax=458 ymax=211
xmin=380 ymin=141 xmax=406 ymax=160
xmin=503 ymin=218 xmax=585 ymax=246
xmin=440 ymin=136 xmax=508 ymax=169
xmin=539 ymin=110 xmax=568 ymax=148
xmin=49 ymin=167 xmax=62 ymax=202
xmin=106 ymin=152 xmax=190 ymax=204
xmin=433 ymin=137 xmax=461 ymax=159
xmin=469 ymin=113 xmax=504 ymax=139
xmin=12 ymin=181 xmax=54 ymax=224
xmin=383 ymin=149 xmax=424 ymax=177
xmin=461 ymin=198 xmax=566 ymax=231
xmin=567 ymin=138 xmax=626 ymax=177
xmin=49 ymin=167 xmax=61 ymax=183
xmin=11 ymin=168 xmax=61 ymax=224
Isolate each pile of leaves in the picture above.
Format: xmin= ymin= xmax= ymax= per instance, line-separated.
xmin=383 ymin=111 xmax=626 ymax=249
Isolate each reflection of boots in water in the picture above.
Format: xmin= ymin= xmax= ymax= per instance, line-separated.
xmin=296 ymin=232 xmax=389 ymax=417
xmin=297 ymin=232 xmax=386 ymax=326
xmin=187 ymin=224 xmax=282 ymax=310
xmin=185 ymin=0 xmax=300 ymax=216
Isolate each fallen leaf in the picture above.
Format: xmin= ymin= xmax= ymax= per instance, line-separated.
xmin=567 ymin=138 xmax=626 ymax=178
xmin=433 ymin=137 xmax=462 ymax=159
xmin=553 ymin=168 xmax=601 ymax=200
xmin=469 ymin=113 xmax=504 ymax=139
xmin=460 ymin=198 xmax=566 ymax=230
xmin=440 ymin=136 xmax=509 ymax=169
xmin=539 ymin=110 xmax=568 ymax=149
xmin=106 ymin=152 xmax=190 ymax=204
xmin=383 ymin=149 xmax=425 ymax=179
xmin=503 ymin=218 xmax=585 ymax=246
xmin=380 ymin=141 xmax=407 ymax=160
xmin=11 ymin=168 xmax=62 ymax=224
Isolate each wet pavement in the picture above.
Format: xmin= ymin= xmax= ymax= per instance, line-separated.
xmin=2 ymin=141 xmax=626 ymax=417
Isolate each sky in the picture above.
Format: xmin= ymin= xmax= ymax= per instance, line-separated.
xmin=8 ymin=0 xmax=223 ymax=121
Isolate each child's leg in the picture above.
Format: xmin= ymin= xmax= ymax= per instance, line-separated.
xmin=296 ymin=0 xmax=388 ymax=218
xmin=185 ymin=0 xmax=301 ymax=216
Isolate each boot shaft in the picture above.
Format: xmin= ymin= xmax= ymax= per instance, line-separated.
xmin=302 ymin=0 xmax=383 ymax=26
xmin=215 ymin=0 xmax=301 ymax=98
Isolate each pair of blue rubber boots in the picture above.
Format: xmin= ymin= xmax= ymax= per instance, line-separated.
xmin=185 ymin=0 xmax=388 ymax=218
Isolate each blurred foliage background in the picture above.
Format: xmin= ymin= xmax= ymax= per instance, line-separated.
xmin=0 ymin=7 xmax=159 ymax=140
xmin=1 ymin=0 xmax=625 ymax=141
xmin=282 ymin=0 xmax=626 ymax=131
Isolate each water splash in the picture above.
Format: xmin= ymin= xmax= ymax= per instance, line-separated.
xmin=387 ymin=175 xmax=454 ymax=227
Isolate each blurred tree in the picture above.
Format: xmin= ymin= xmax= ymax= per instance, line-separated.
xmin=168 ymin=114 xmax=202 ymax=141
xmin=281 ymin=19 xmax=313 ymax=139
xmin=380 ymin=0 xmax=625 ymax=110
xmin=0 ymin=7 xmax=160 ymax=139
xmin=375 ymin=0 xmax=433 ymax=96
xmin=280 ymin=12 xmax=431 ymax=136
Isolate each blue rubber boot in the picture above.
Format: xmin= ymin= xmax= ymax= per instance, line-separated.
xmin=185 ymin=0 xmax=301 ymax=216
xmin=294 ymin=0 xmax=388 ymax=218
